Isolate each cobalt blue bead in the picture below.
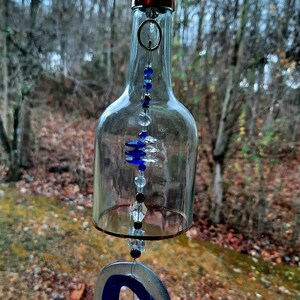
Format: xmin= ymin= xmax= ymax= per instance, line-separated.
xmin=125 ymin=149 xmax=146 ymax=157
xmin=140 ymin=98 xmax=149 ymax=107
xmin=125 ymin=140 xmax=145 ymax=148
xmin=143 ymin=99 xmax=150 ymax=106
xmin=144 ymin=83 xmax=152 ymax=91
xmin=144 ymin=67 xmax=153 ymax=76
xmin=139 ymin=131 xmax=147 ymax=140
xmin=139 ymin=164 xmax=147 ymax=172
xmin=142 ymin=95 xmax=151 ymax=108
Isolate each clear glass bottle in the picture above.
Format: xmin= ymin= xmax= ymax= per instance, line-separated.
xmin=93 ymin=0 xmax=198 ymax=240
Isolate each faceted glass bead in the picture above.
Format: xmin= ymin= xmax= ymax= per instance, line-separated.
xmin=128 ymin=227 xmax=144 ymax=237
xmin=125 ymin=149 xmax=146 ymax=158
xmin=144 ymin=136 xmax=157 ymax=144
xmin=144 ymin=82 xmax=152 ymax=91
xmin=129 ymin=239 xmax=145 ymax=252
xmin=136 ymin=192 xmax=145 ymax=202
xmin=134 ymin=222 xmax=143 ymax=229
xmin=138 ymin=112 xmax=151 ymax=126
xmin=130 ymin=249 xmax=141 ymax=258
xmin=142 ymin=100 xmax=150 ymax=107
xmin=134 ymin=174 xmax=146 ymax=188
xmin=130 ymin=201 xmax=148 ymax=222
xmin=141 ymin=95 xmax=151 ymax=105
xmin=125 ymin=157 xmax=144 ymax=165
xmin=138 ymin=164 xmax=147 ymax=172
xmin=145 ymin=145 xmax=158 ymax=153
xmin=139 ymin=131 xmax=147 ymax=140
xmin=144 ymin=67 xmax=153 ymax=76
xmin=143 ymin=156 xmax=158 ymax=163
xmin=144 ymin=75 xmax=152 ymax=83
xmin=125 ymin=140 xmax=145 ymax=148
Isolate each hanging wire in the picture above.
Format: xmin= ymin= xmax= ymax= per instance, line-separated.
xmin=131 ymin=258 xmax=137 ymax=278
xmin=131 ymin=259 xmax=137 ymax=300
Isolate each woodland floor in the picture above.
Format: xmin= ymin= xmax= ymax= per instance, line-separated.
xmin=1 ymin=186 xmax=300 ymax=300
xmin=1 ymin=108 xmax=300 ymax=299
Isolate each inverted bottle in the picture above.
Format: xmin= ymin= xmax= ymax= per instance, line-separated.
xmin=93 ymin=0 xmax=198 ymax=240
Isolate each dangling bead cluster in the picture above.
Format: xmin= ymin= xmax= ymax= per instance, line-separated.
xmin=125 ymin=63 xmax=159 ymax=258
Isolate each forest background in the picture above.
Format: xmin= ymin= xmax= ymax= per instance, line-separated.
xmin=0 ymin=0 xmax=300 ymax=298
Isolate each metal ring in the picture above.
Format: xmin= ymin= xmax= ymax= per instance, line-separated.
xmin=137 ymin=19 xmax=162 ymax=51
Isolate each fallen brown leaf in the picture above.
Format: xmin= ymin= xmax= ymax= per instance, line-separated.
xmin=70 ymin=283 xmax=86 ymax=300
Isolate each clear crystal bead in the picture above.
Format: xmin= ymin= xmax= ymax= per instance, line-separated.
xmin=130 ymin=202 xmax=148 ymax=222
xmin=138 ymin=111 xmax=151 ymax=126
xmin=128 ymin=228 xmax=144 ymax=237
xmin=144 ymin=136 xmax=157 ymax=144
xmin=144 ymin=155 xmax=159 ymax=163
xmin=134 ymin=175 xmax=146 ymax=188
xmin=128 ymin=227 xmax=145 ymax=252
xmin=128 ymin=238 xmax=146 ymax=252
xmin=145 ymin=145 xmax=158 ymax=153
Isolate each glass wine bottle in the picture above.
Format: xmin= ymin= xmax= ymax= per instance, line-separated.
xmin=93 ymin=0 xmax=198 ymax=240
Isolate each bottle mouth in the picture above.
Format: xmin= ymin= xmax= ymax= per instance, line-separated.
xmin=131 ymin=0 xmax=175 ymax=11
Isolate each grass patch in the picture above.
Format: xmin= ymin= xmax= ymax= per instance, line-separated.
xmin=0 ymin=185 xmax=299 ymax=299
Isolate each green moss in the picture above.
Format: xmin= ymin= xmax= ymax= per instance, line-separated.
xmin=1 ymin=184 xmax=300 ymax=298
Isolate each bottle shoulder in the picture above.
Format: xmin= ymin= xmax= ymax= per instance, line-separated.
xmin=96 ymin=90 xmax=197 ymax=137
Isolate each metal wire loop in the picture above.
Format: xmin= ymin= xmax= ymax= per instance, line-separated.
xmin=137 ymin=19 xmax=162 ymax=51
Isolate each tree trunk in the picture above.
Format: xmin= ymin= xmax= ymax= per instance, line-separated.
xmin=7 ymin=105 xmax=21 ymax=181
xmin=290 ymin=203 xmax=300 ymax=249
xmin=212 ymin=161 xmax=223 ymax=223
xmin=213 ymin=66 xmax=235 ymax=159
xmin=2 ymin=32 xmax=10 ymax=136
xmin=249 ymin=67 xmax=263 ymax=141
xmin=254 ymin=157 xmax=267 ymax=234
xmin=211 ymin=0 xmax=249 ymax=223
xmin=0 ymin=117 xmax=11 ymax=160
xmin=196 ymin=0 xmax=207 ymax=50
xmin=19 ymin=101 xmax=32 ymax=168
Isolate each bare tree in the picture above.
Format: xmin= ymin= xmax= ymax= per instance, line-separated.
xmin=212 ymin=0 xmax=249 ymax=223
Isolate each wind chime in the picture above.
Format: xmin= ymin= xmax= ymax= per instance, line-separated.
xmin=93 ymin=0 xmax=198 ymax=298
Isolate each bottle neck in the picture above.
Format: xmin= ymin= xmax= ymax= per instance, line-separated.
xmin=127 ymin=7 xmax=173 ymax=100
